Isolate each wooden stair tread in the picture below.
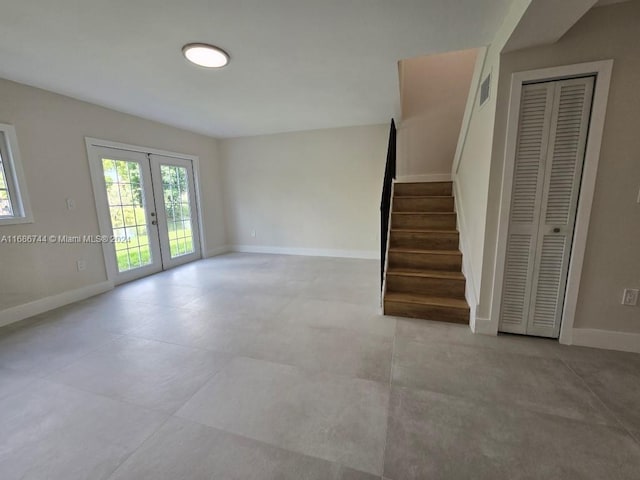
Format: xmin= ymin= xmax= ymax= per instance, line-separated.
xmin=396 ymin=181 xmax=452 ymax=185
xmin=391 ymin=228 xmax=458 ymax=234
xmin=389 ymin=248 xmax=461 ymax=256
xmin=392 ymin=212 xmax=455 ymax=215
xmin=393 ymin=195 xmax=453 ymax=199
xmin=386 ymin=269 xmax=464 ymax=280
xmin=385 ymin=292 xmax=469 ymax=309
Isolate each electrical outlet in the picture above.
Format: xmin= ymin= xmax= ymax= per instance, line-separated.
xmin=66 ymin=198 xmax=76 ymax=210
xmin=251 ymin=229 xmax=256 ymax=238
xmin=77 ymin=260 xmax=86 ymax=272
xmin=622 ymin=288 xmax=639 ymax=306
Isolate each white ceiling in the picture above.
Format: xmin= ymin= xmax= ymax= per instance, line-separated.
xmin=0 ymin=0 xmax=513 ymax=138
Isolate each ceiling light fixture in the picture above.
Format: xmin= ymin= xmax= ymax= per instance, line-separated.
xmin=182 ymin=43 xmax=229 ymax=68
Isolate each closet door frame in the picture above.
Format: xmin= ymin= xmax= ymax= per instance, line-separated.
xmin=488 ymin=60 xmax=613 ymax=345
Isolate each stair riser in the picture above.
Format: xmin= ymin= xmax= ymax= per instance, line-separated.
xmin=384 ymin=301 xmax=469 ymax=324
xmin=390 ymin=231 xmax=459 ymax=250
xmin=391 ymin=214 xmax=457 ymax=230
xmin=394 ymin=182 xmax=452 ymax=196
xmin=393 ymin=197 xmax=454 ymax=213
xmin=386 ymin=275 xmax=466 ymax=299
xmin=389 ymin=252 xmax=462 ymax=271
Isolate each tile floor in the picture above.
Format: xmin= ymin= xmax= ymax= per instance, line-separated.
xmin=0 ymin=253 xmax=638 ymax=479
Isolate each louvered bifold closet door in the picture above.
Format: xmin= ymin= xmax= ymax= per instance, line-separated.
xmin=526 ymin=77 xmax=594 ymax=337
xmin=499 ymin=83 xmax=555 ymax=334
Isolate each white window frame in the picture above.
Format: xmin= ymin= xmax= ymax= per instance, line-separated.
xmin=0 ymin=123 xmax=33 ymax=226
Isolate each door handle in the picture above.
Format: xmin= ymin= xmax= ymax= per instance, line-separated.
xmin=151 ymin=220 xmax=158 ymax=225
xmin=553 ymin=227 xmax=561 ymax=233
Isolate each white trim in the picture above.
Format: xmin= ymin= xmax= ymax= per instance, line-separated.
xmin=396 ymin=174 xmax=451 ymax=183
xmin=0 ymin=281 xmax=113 ymax=328
xmin=189 ymin=153 xmax=208 ymax=257
xmin=472 ymin=317 xmax=495 ymax=335
xmin=149 ymin=154 xmax=202 ymax=270
xmin=488 ymin=60 xmax=614 ymax=344
xmin=205 ymin=245 xmax=230 ymax=258
xmin=85 ymin=137 xmax=207 ymax=283
xmin=570 ymin=328 xmax=640 ymax=354
xmin=0 ymin=123 xmax=34 ymax=225
xmin=453 ymin=178 xmax=479 ymax=330
xmin=231 ymin=245 xmax=380 ymax=260
xmin=381 ymin=180 xmax=396 ymax=308
xmin=85 ymin=137 xmax=200 ymax=163
xmin=452 ymin=47 xmax=488 ymax=176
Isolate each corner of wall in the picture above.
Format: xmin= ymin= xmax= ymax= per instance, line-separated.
xmin=205 ymin=245 xmax=230 ymax=258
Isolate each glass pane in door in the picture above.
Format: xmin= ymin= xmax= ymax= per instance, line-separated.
xmin=160 ymin=165 xmax=195 ymax=258
xmin=102 ymin=159 xmax=153 ymax=272
xmin=0 ymin=151 xmax=14 ymax=216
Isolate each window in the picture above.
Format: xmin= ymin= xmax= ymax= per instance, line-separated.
xmin=0 ymin=124 xmax=33 ymax=225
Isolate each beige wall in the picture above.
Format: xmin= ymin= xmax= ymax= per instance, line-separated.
xmin=480 ymin=1 xmax=640 ymax=334
xmin=0 ymin=78 xmax=225 ymax=312
xmin=220 ymin=125 xmax=387 ymax=256
xmin=397 ymin=49 xmax=477 ymax=178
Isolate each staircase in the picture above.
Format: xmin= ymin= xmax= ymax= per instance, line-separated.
xmin=383 ymin=181 xmax=470 ymax=324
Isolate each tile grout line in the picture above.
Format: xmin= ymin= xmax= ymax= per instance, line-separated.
xmin=558 ymin=356 xmax=640 ymax=445
xmin=383 ymin=329 xmax=639 ymax=438
xmin=103 ymin=414 xmax=174 ymax=480
xmin=39 ymin=333 xmax=126 ymax=379
xmin=379 ymin=317 xmax=398 ymax=480
xmin=169 ymin=359 xmax=230 ymax=417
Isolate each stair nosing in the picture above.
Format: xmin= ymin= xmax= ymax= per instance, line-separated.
xmin=392 ymin=212 xmax=456 ymax=215
xmin=386 ymin=269 xmax=465 ymax=280
xmin=384 ymin=293 xmax=469 ymax=309
xmin=394 ymin=181 xmax=452 ymax=185
xmin=391 ymin=228 xmax=459 ymax=234
xmin=389 ymin=248 xmax=461 ymax=256
xmin=393 ymin=195 xmax=454 ymax=199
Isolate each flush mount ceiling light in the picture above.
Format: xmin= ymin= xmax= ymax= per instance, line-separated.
xmin=182 ymin=43 xmax=229 ymax=68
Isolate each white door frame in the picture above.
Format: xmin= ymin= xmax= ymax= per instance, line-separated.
xmin=489 ymin=60 xmax=613 ymax=345
xmin=149 ymin=154 xmax=202 ymax=270
xmin=85 ymin=137 xmax=208 ymax=283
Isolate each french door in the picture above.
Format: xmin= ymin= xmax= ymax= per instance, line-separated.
xmin=93 ymin=146 xmax=201 ymax=284
xmin=499 ymin=76 xmax=595 ymax=338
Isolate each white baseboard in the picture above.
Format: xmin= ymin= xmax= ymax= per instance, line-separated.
xmin=471 ymin=317 xmax=497 ymax=335
xmin=453 ymin=178 xmax=484 ymax=333
xmin=231 ymin=245 xmax=380 ymax=260
xmin=569 ymin=328 xmax=640 ymax=353
xmin=0 ymin=281 xmax=114 ymax=329
xmin=204 ymin=245 xmax=230 ymax=258
xmin=396 ymin=174 xmax=452 ymax=183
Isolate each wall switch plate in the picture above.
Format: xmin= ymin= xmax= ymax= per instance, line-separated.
xmin=622 ymin=288 xmax=639 ymax=306
xmin=66 ymin=198 xmax=76 ymax=210
xmin=77 ymin=260 xmax=86 ymax=272
xmin=251 ymin=229 xmax=256 ymax=237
